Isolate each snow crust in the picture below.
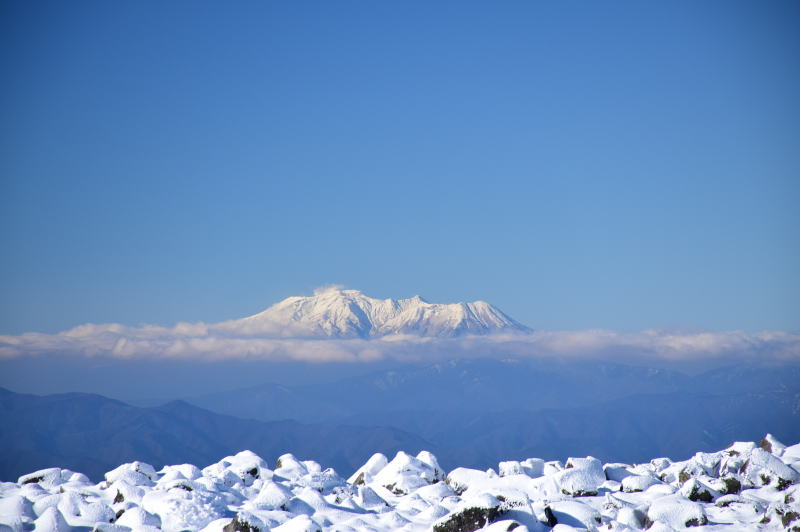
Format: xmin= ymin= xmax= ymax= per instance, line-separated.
xmin=1 ymin=438 xmax=799 ymax=531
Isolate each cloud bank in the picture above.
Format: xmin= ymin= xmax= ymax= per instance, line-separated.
xmin=1 ymin=321 xmax=798 ymax=364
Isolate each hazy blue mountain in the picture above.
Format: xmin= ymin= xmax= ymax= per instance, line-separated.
xmin=185 ymin=358 xmax=800 ymax=467
xmin=3 ymin=360 xmax=798 ymax=484
xmin=0 ymin=388 xmax=434 ymax=482
xmin=341 ymin=388 xmax=800 ymax=467
xmin=187 ymin=357 xmax=694 ymax=422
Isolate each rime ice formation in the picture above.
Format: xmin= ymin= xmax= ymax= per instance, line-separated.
xmin=221 ymin=287 xmax=530 ymax=338
xmin=2 ymin=437 xmax=799 ymax=531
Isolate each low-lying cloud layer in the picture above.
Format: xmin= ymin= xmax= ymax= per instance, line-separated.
xmin=1 ymin=321 xmax=798 ymax=364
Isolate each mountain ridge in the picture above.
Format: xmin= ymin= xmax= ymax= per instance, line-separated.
xmin=0 ymin=387 xmax=435 ymax=482
xmin=219 ymin=287 xmax=530 ymax=338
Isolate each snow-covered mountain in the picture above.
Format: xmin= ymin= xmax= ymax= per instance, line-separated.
xmin=219 ymin=286 xmax=530 ymax=338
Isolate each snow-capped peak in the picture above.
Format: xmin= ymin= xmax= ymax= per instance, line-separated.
xmin=221 ymin=287 xmax=530 ymax=339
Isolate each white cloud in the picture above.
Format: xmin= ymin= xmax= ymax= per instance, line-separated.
xmin=313 ymin=284 xmax=347 ymax=296
xmin=0 ymin=321 xmax=798 ymax=364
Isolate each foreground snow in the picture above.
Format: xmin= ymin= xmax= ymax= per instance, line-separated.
xmin=1 ymin=436 xmax=799 ymax=532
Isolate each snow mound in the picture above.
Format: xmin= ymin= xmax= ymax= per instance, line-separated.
xmin=1 ymin=435 xmax=798 ymax=531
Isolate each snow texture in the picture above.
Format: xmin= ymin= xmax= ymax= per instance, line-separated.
xmin=2 ymin=436 xmax=799 ymax=531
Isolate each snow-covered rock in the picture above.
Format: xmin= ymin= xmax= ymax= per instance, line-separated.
xmin=445 ymin=468 xmax=491 ymax=495
xmin=347 ymin=453 xmax=388 ymax=486
xmin=621 ymin=473 xmax=662 ymax=493
xmin=1 ymin=436 xmax=798 ymax=531
xmin=547 ymin=499 xmax=602 ymax=529
xmin=555 ymin=457 xmax=605 ymax=497
xmin=369 ymin=451 xmax=443 ymax=495
xmin=105 ymin=462 xmax=158 ymax=487
xmin=32 ymin=507 xmax=71 ymax=532
xmin=646 ymin=494 xmax=708 ymax=528
xmin=115 ymin=506 xmax=162 ymax=528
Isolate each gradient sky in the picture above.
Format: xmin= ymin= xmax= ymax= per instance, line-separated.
xmin=1 ymin=0 xmax=798 ymax=335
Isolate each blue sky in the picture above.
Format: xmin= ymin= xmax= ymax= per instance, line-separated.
xmin=1 ymin=0 xmax=798 ymax=334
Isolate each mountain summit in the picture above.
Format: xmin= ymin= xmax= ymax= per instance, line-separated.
xmin=222 ymin=287 xmax=530 ymax=338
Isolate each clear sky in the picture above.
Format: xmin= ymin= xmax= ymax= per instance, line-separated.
xmin=1 ymin=0 xmax=798 ymax=335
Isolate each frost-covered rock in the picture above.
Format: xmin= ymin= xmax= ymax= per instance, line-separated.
xmin=646 ymin=494 xmax=707 ymax=528
xmin=297 ymin=469 xmax=345 ymax=494
xmin=246 ymin=480 xmax=293 ymax=511
xmin=432 ymin=493 xmax=504 ymax=532
xmin=741 ymin=447 xmax=799 ymax=489
xmin=370 ymin=451 xmax=442 ymax=495
xmin=354 ymin=485 xmax=389 ymax=510
xmin=621 ymin=473 xmax=662 ymax=493
xmin=416 ymin=451 xmax=445 ymax=481
xmin=1 ymin=437 xmax=799 ymax=532
xmin=0 ymin=496 xmax=33 ymax=522
xmin=547 ymin=500 xmax=602 ymax=529
xmin=555 ymin=457 xmax=605 ymax=497
xmin=271 ymin=515 xmax=322 ymax=532
xmin=603 ymin=463 xmax=634 ymax=483
xmin=347 ymin=453 xmax=388 ymax=486
xmin=32 ymin=507 xmax=71 ymax=532
xmin=141 ymin=485 xmax=228 ymax=531
xmin=221 ymin=512 xmax=265 ymax=532
xmin=115 ymin=506 xmax=162 ymax=528
xmin=445 ymin=468 xmax=490 ymax=495
xmin=498 ymin=461 xmax=524 ymax=477
xmin=161 ymin=464 xmax=203 ymax=481
xmin=543 ymin=461 xmax=563 ymax=476
xmin=784 ymin=442 xmax=800 ymax=464
xmin=679 ymin=478 xmax=719 ymax=503
xmin=760 ymin=434 xmax=787 ymax=456
xmin=105 ymin=462 xmax=158 ymax=487
xmin=520 ymin=458 xmax=545 ymax=478
xmin=18 ymin=469 xmax=74 ymax=491
xmin=614 ymin=506 xmax=647 ymax=529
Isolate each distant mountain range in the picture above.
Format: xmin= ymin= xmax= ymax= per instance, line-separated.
xmin=3 ymin=358 xmax=798 ymax=483
xmin=0 ymin=388 xmax=433 ymax=482
xmin=188 ymin=358 xmax=693 ymax=422
xmin=188 ymin=357 xmax=800 ymax=421
xmin=217 ymin=286 xmax=530 ymax=338
xmin=186 ymin=358 xmax=800 ymax=466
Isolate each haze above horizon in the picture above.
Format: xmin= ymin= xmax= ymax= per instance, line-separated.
xmin=1 ymin=0 xmax=799 ymax=335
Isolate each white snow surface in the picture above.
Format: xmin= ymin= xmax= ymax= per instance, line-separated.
xmin=219 ymin=287 xmax=530 ymax=338
xmin=2 ymin=438 xmax=799 ymax=532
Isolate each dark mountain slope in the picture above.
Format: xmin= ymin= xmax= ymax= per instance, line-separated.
xmin=0 ymin=388 xmax=434 ymax=482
